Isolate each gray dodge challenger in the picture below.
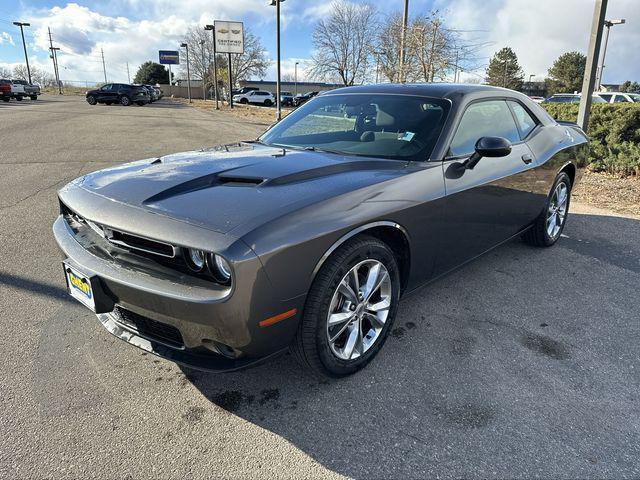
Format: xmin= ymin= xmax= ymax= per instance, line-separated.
xmin=54 ymin=84 xmax=588 ymax=377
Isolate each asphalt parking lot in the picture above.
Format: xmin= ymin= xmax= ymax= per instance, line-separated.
xmin=1 ymin=95 xmax=639 ymax=479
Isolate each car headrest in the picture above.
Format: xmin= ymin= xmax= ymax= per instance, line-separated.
xmin=376 ymin=109 xmax=395 ymax=127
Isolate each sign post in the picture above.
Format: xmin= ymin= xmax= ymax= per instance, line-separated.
xmin=159 ymin=50 xmax=180 ymax=97
xmin=214 ymin=21 xmax=244 ymax=109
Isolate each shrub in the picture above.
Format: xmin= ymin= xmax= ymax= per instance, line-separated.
xmin=541 ymin=103 xmax=640 ymax=177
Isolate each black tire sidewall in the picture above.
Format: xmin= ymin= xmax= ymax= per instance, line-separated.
xmin=310 ymin=238 xmax=401 ymax=376
xmin=87 ymin=96 xmax=97 ymax=105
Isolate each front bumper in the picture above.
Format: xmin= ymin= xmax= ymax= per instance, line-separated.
xmin=53 ymin=213 xmax=303 ymax=372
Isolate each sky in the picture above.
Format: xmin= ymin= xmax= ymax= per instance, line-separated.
xmin=0 ymin=0 xmax=638 ymax=86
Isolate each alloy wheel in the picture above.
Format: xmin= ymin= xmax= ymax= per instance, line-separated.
xmin=547 ymin=182 xmax=568 ymax=239
xmin=326 ymin=259 xmax=392 ymax=361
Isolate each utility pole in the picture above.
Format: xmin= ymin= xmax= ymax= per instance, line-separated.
xmin=13 ymin=22 xmax=32 ymax=84
xmin=126 ymin=62 xmax=131 ymax=83
xmin=181 ymin=43 xmax=192 ymax=102
xmin=294 ymin=61 xmax=299 ymax=96
xmin=100 ymin=48 xmax=107 ymax=83
xmin=52 ymin=47 xmax=61 ymax=94
xmin=48 ymin=27 xmax=61 ymax=93
xmin=269 ymin=0 xmax=285 ymax=121
xmin=204 ymin=25 xmax=219 ymax=109
xmin=399 ymin=0 xmax=409 ymax=83
xmin=578 ymin=0 xmax=608 ymax=132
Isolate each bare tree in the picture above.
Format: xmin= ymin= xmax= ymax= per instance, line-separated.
xmin=12 ymin=64 xmax=30 ymax=81
xmin=0 ymin=66 xmax=11 ymax=78
xmin=180 ymin=25 xmax=269 ymax=95
xmin=309 ymin=1 xmax=378 ymax=86
xmin=375 ymin=13 xmax=405 ymax=83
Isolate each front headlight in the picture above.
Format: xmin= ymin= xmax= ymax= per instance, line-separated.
xmin=186 ymin=248 xmax=206 ymax=271
xmin=210 ymin=254 xmax=232 ymax=284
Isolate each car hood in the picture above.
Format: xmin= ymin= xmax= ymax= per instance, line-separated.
xmin=73 ymin=143 xmax=410 ymax=235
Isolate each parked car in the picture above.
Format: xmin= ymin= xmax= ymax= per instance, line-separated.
xmin=233 ymin=90 xmax=275 ymax=106
xmin=542 ymin=93 xmax=607 ymax=104
xmin=54 ymin=83 xmax=587 ymax=377
xmin=280 ymin=91 xmax=294 ymax=106
xmin=141 ymin=85 xmax=158 ymax=102
xmin=232 ymin=86 xmax=259 ymax=96
xmin=9 ymin=80 xmax=26 ymax=101
xmin=594 ymin=92 xmax=640 ymax=103
xmin=11 ymin=79 xmax=40 ymax=100
xmin=0 ymin=79 xmax=11 ymax=102
xmin=85 ymin=83 xmax=150 ymax=106
xmin=294 ymin=91 xmax=319 ymax=107
xmin=153 ymin=86 xmax=163 ymax=100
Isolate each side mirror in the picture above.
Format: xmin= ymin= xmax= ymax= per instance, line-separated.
xmin=465 ymin=136 xmax=512 ymax=170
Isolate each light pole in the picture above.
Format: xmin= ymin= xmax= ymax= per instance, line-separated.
xmin=181 ymin=42 xmax=192 ymax=102
xmin=204 ymin=24 xmax=219 ymax=109
xmin=200 ymin=40 xmax=206 ymax=100
xmin=269 ymin=0 xmax=285 ymax=121
xmin=13 ymin=22 xmax=32 ymax=84
xmin=596 ymin=18 xmax=625 ymax=90
xmin=294 ymin=61 xmax=299 ymax=97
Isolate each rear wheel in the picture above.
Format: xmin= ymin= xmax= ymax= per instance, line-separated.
xmin=292 ymin=235 xmax=401 ymax=377
xmin=15 ymin=96 xmax=23 ymax=101
xmin=86 ymin=95 xmax=97 ymax=105
xmin=120 ymin=95 xmax=131 ymax=106
xmin=240 ymin=98 xmax=248 ymax=104
xmin=264 ymin=99 xmax=273 ymax=106
xmin=523 ymin=172 xmax=571 ymax=247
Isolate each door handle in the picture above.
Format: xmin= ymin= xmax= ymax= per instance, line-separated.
xmin=521 ymin=154 xmax=533 ymax=165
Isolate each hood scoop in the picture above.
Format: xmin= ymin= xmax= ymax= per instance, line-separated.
xmin=143 ymin=172 xmax=265 ymax=204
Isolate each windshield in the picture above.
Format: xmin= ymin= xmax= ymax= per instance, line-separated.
xmin=260 ymin=94 xmax=450 ymax=161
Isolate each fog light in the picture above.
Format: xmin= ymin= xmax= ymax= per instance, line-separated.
xmin=186 ymin=248 xmax=206 ymax=271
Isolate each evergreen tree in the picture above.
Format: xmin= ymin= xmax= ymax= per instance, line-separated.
xmin=546 ymin=51 xmax=586 ymax=94
xmin=485 ymin=47 xmax=524 ymax=90
xmin=133 ymin=61 xmax=169 ymax=84
xmin=620 ymin=80 xmax=640 ymax=93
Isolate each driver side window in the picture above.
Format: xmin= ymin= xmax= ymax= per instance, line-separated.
xmin=101 ymin=84 xmax=112 ymax=91
xmin=449 ymin=100 xmax=520 ymax=157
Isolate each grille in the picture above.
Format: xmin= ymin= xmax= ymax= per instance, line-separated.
xmin=114 ymin=307 xmax=184 ymax=349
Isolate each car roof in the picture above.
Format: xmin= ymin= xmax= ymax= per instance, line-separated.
xmin=324 ymin=83 xmax=515 ymax=98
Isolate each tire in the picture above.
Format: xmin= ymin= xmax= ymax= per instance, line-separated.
xmin=291 ymin=235 xmax=401 ymax=377
xmin=2 ymin=97 xmax=9 ymax=102
xmin=105 ymin=102 xmax=113 ymax=105
xmin=264 ymin=99 xmax=273 ymax=106
xmin=87 ymin=95 xmax=97 ymax=105
xmin=30 ymin=95 xmax=37 ymax=100
xmin=240 ymin=98 xmax=248 ymax=104
xmin=120 ymin=95 xmax=131 ymax=106
xmin=136 ymin=101 xmax=144 ymax=106
xmin=15 ymin=96 xmax=23 ymax=101
xmin=523 ymin=171 xmax=572 ymax=247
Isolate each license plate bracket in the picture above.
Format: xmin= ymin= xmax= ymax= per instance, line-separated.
xmin=63 ymin=262 xmax=114 ymax=313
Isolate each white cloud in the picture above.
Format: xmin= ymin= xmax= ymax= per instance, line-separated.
xmin=0 ymin=32 xmax=15 ymax=46
xmin=435 ymin=0 xmax=640 ymax=83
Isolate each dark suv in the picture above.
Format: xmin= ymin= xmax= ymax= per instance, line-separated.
xmin=86 ymin=83 xmax=150 ymax=106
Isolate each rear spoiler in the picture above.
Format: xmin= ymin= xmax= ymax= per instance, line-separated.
xmin=556 ymin=120 xmax=587 ymax=138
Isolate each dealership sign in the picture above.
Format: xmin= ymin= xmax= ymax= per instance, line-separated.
xmin=158 ymin=50 xmax=180 ymax=65
xmin=214 ymin=21 xmax=244 ymax=54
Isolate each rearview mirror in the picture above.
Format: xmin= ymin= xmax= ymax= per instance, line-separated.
xmin=465 ymin=136 xmax=512 ymax=170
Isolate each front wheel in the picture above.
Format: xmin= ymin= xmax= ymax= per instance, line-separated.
xmin=292 ymin=235 xmax=401 ymax=377
xmin=239 ymin=98 xmax=248 ymax=104
xmin=86 ymin=95 xmax=97 ymax=105
xmin=120 ymin=95 xmax=131 ymax=106
xmin=30 ymin=95 xmax=37 ymax=100
xmin=523 ymin=171 xmax=572 ymax=247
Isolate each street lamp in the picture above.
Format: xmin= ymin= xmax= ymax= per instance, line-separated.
xmin=596 ymin=18 xmax=626 ymax=90
xmin=200 ymin=39 xmax=206 ymax=101
xmin=294 ymin=61 xmax=299 ymax=97
xmin=269 ymin=0 xmax=285 ymax=121
xmin=204 ymin=24 xmax=219 ymax=109
xmin=181 ymin=42 xmax=192 ymax=102
xmin=13 ymin=22 xmax=32 ymax=84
